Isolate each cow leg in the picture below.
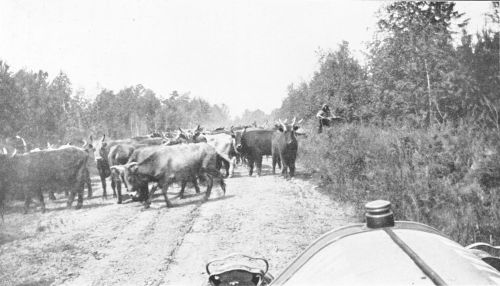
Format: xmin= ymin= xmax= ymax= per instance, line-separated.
xmin=116 ymin=179 xmax=122 ymax=204
xmin=139 ymin=183 xmax=149 ymax=201
xmin=37 ymin=188 xmax=46 ymax=213
xmin=67 ymin=189 xmax=75 ymax=208
xmin=229 ymin=157 xmax=236 ymax=178
xmin=192 ymin=177 xmax=201 ymax=194
xmin=100 ymin=174 xmax=108 ymax=199
xmin=223 ymin=160 xmax=230 ymax=178
xmin=85 ymin=169 xmax=92 ymax=199
xmin=248 ymin=159 xmax=254 ymax=176
xmin=280 ymin=154 xmax=288 ymax=177
xmin=111 ymin=178 xmax=122 ymax=202
xmin=179 ymin=180 xmax=187 ymax=199
xmin=121 ymin=173 xmax=129 ymax=192
xmin=204 ymin=175 xmax=214 ymax=200
xmin=111 ymin=177 xmax=117 ymax=198
xmin=23 ymin=189 xmax=32 ymax=214
xmin=272 ymin=154 xmax=278 ymax=174
xmin=219 ymin=176 xmax=226 ymax=196
xmin=161 ymin=184 xmax=173 ymax=208
xmin=216 ymin=156 xmax=222 ymax=172
xmin=144 ymin=184 xmax=159 ymax=209
xmin=256 ymin=156 xmax=263 ymax=176
xmin=289 ymin=162 xmax=296 ymax=177
xmin=76 ymin=182 xmax=84 ymax=209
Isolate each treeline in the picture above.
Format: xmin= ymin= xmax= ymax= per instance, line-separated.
xmin=276 ymin=2 xmax=499 ymax=129
xmin=275 ymin=2 xmax=500 ymax=245
xmin=0 ymin=63 xmax=231 ymax=146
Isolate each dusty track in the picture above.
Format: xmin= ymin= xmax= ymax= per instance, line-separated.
xmin=0 ymin=161 xmax=354 ymax=286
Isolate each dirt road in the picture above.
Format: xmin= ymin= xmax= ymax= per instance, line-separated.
xmin=0 ymin=161 xmax=354 ymax=286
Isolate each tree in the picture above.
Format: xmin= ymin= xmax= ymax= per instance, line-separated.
xmin=370 ymin=2 xmax=465 ymax=126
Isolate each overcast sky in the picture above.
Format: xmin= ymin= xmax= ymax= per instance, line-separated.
xmin=0 ymin=1 xmax=494 ymax=118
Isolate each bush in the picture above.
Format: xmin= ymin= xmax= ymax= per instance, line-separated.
xmin=299 ymin=122 xmax=500 ymax=245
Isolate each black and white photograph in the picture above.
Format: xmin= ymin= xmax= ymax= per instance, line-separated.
xmin=0 ymin=1 xmax=499 ymax=285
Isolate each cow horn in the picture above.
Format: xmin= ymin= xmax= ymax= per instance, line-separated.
xmin=283 ymin=118 xmax=288 ymax=124
xmin=10 ymin=149 xmax=17 ymax=158
xmin=101 ymin=134 xmax=106 ymax=142
xmin=90 ymin=135 xmax=93 ymax=142
xmin=16 ymin=135 xmax=27 ymax=152
xmin=297 ymin=118 xmax=304 ymax=125
xmin=82 ymin=140 xmax=87 ymax=147
xmin=2 ymin=148 xmax=6 ymax=155
xmin=279 ymin=119 xmax=286 ymax=130
xmin=292 ymin=117 xmax=296 ymax=126
xmin=126 ymin=162 xmax=139 ymax=173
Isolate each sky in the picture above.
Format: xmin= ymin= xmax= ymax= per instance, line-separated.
xmin=0 ymin=1 xmax=494 ymax=118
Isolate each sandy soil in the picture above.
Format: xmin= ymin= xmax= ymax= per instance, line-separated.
xmin=0 ymin=160 xmax=355 ymax=286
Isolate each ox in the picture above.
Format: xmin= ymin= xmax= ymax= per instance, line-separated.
xmin=204 ymin=133 xmax=237 ymax=178
xmin=272 ymin=118 xmax=302 ymax=177
xmin=10 ymin=137 xmax=94 ymax=200
xmin=234 ymin=127 xmax=274 ymax=176
xmin=0 ymin=146 xmax=92 ymax=213
xmin=93 ymin=134 xmax=164 ymax=199
xmin=114 ymin=143 xmax=227 ymax=208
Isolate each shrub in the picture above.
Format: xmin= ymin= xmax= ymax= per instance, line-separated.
xmin=299 ymin=122 xmax=500 ymax=245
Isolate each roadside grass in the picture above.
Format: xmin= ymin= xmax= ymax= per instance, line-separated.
xmin=299 ymin=122 xmax=500 ymax=245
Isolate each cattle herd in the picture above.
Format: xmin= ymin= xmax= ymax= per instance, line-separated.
xmin=0 ymin=118 xmax=303 ymax=215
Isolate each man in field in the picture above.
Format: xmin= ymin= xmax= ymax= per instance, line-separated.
xmin=316 ymin=104 xmax=333 ymax=133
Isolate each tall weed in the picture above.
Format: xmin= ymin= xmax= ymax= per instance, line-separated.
xmin=300 ymin=122 xmax=500 ymax=245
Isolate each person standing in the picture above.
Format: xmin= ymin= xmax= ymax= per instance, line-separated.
xmin=316 ymin=104 xmax=332 ymax=133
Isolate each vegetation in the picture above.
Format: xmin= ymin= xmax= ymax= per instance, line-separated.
xmin=276 ymin=2 xmax=500 ymax=245
xmin=0 ymin=65 xmax=232 ymax=144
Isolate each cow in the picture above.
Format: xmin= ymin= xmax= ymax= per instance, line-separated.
xmin=49 ymin=140 xmax=94 ymax=199
xmin=167 ymin=128 xmax=236 ymax=177
xmin=114 ymin=143 xmax=227 ymax=208
xmin=93 ymin=134 xmax=164 ymax=199
xmin=204 ymin=133 xmax=237 ymax=178
xmin=7 ymin=137 xmax=94 ymax=200
xmin=233 ymin=127 xmax=275 ymax=176
xmin=272 ymin=118 xmax=302 ymax=177
xmin=107 ymin=143 xmax=135 ymax=203
xmin=0 ymin=146 xmax=92 ymax=213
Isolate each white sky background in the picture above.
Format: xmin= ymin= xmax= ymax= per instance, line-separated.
xmin=0 ymin=1 xmax=494 ymax=118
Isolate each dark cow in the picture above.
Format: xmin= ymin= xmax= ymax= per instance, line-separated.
xmin=115 ymin=143 xmax=227 ymax=208
xmin=93 ymin=134 xmax=164 ymax=199
xmin=233 ymin=127 xmax=274 ymax=176
xmin=0 ymin=146 xmax=92 ymax=213
xmin=107 ymin=143 xmax=135 ymax=203
xmin=9 ymin=137 xmax=94 ymax=200
xmin=122 ymin=145 xmax=201 ymax=199
xmin=272 ymin=118 xmax=302 ymax=177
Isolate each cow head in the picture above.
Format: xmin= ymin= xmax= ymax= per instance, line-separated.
xmin=233 ymin=127 xmax=247 ymax=153
xmin=111 ymin=162 xmax=140 ymax=189
xmin=92 ymin=134 xmax=109 ymax=161
xmin=82 ymin=138 xmax=96 ymax=162
xmin=277 ymin=117 xmax=303 ymax=145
